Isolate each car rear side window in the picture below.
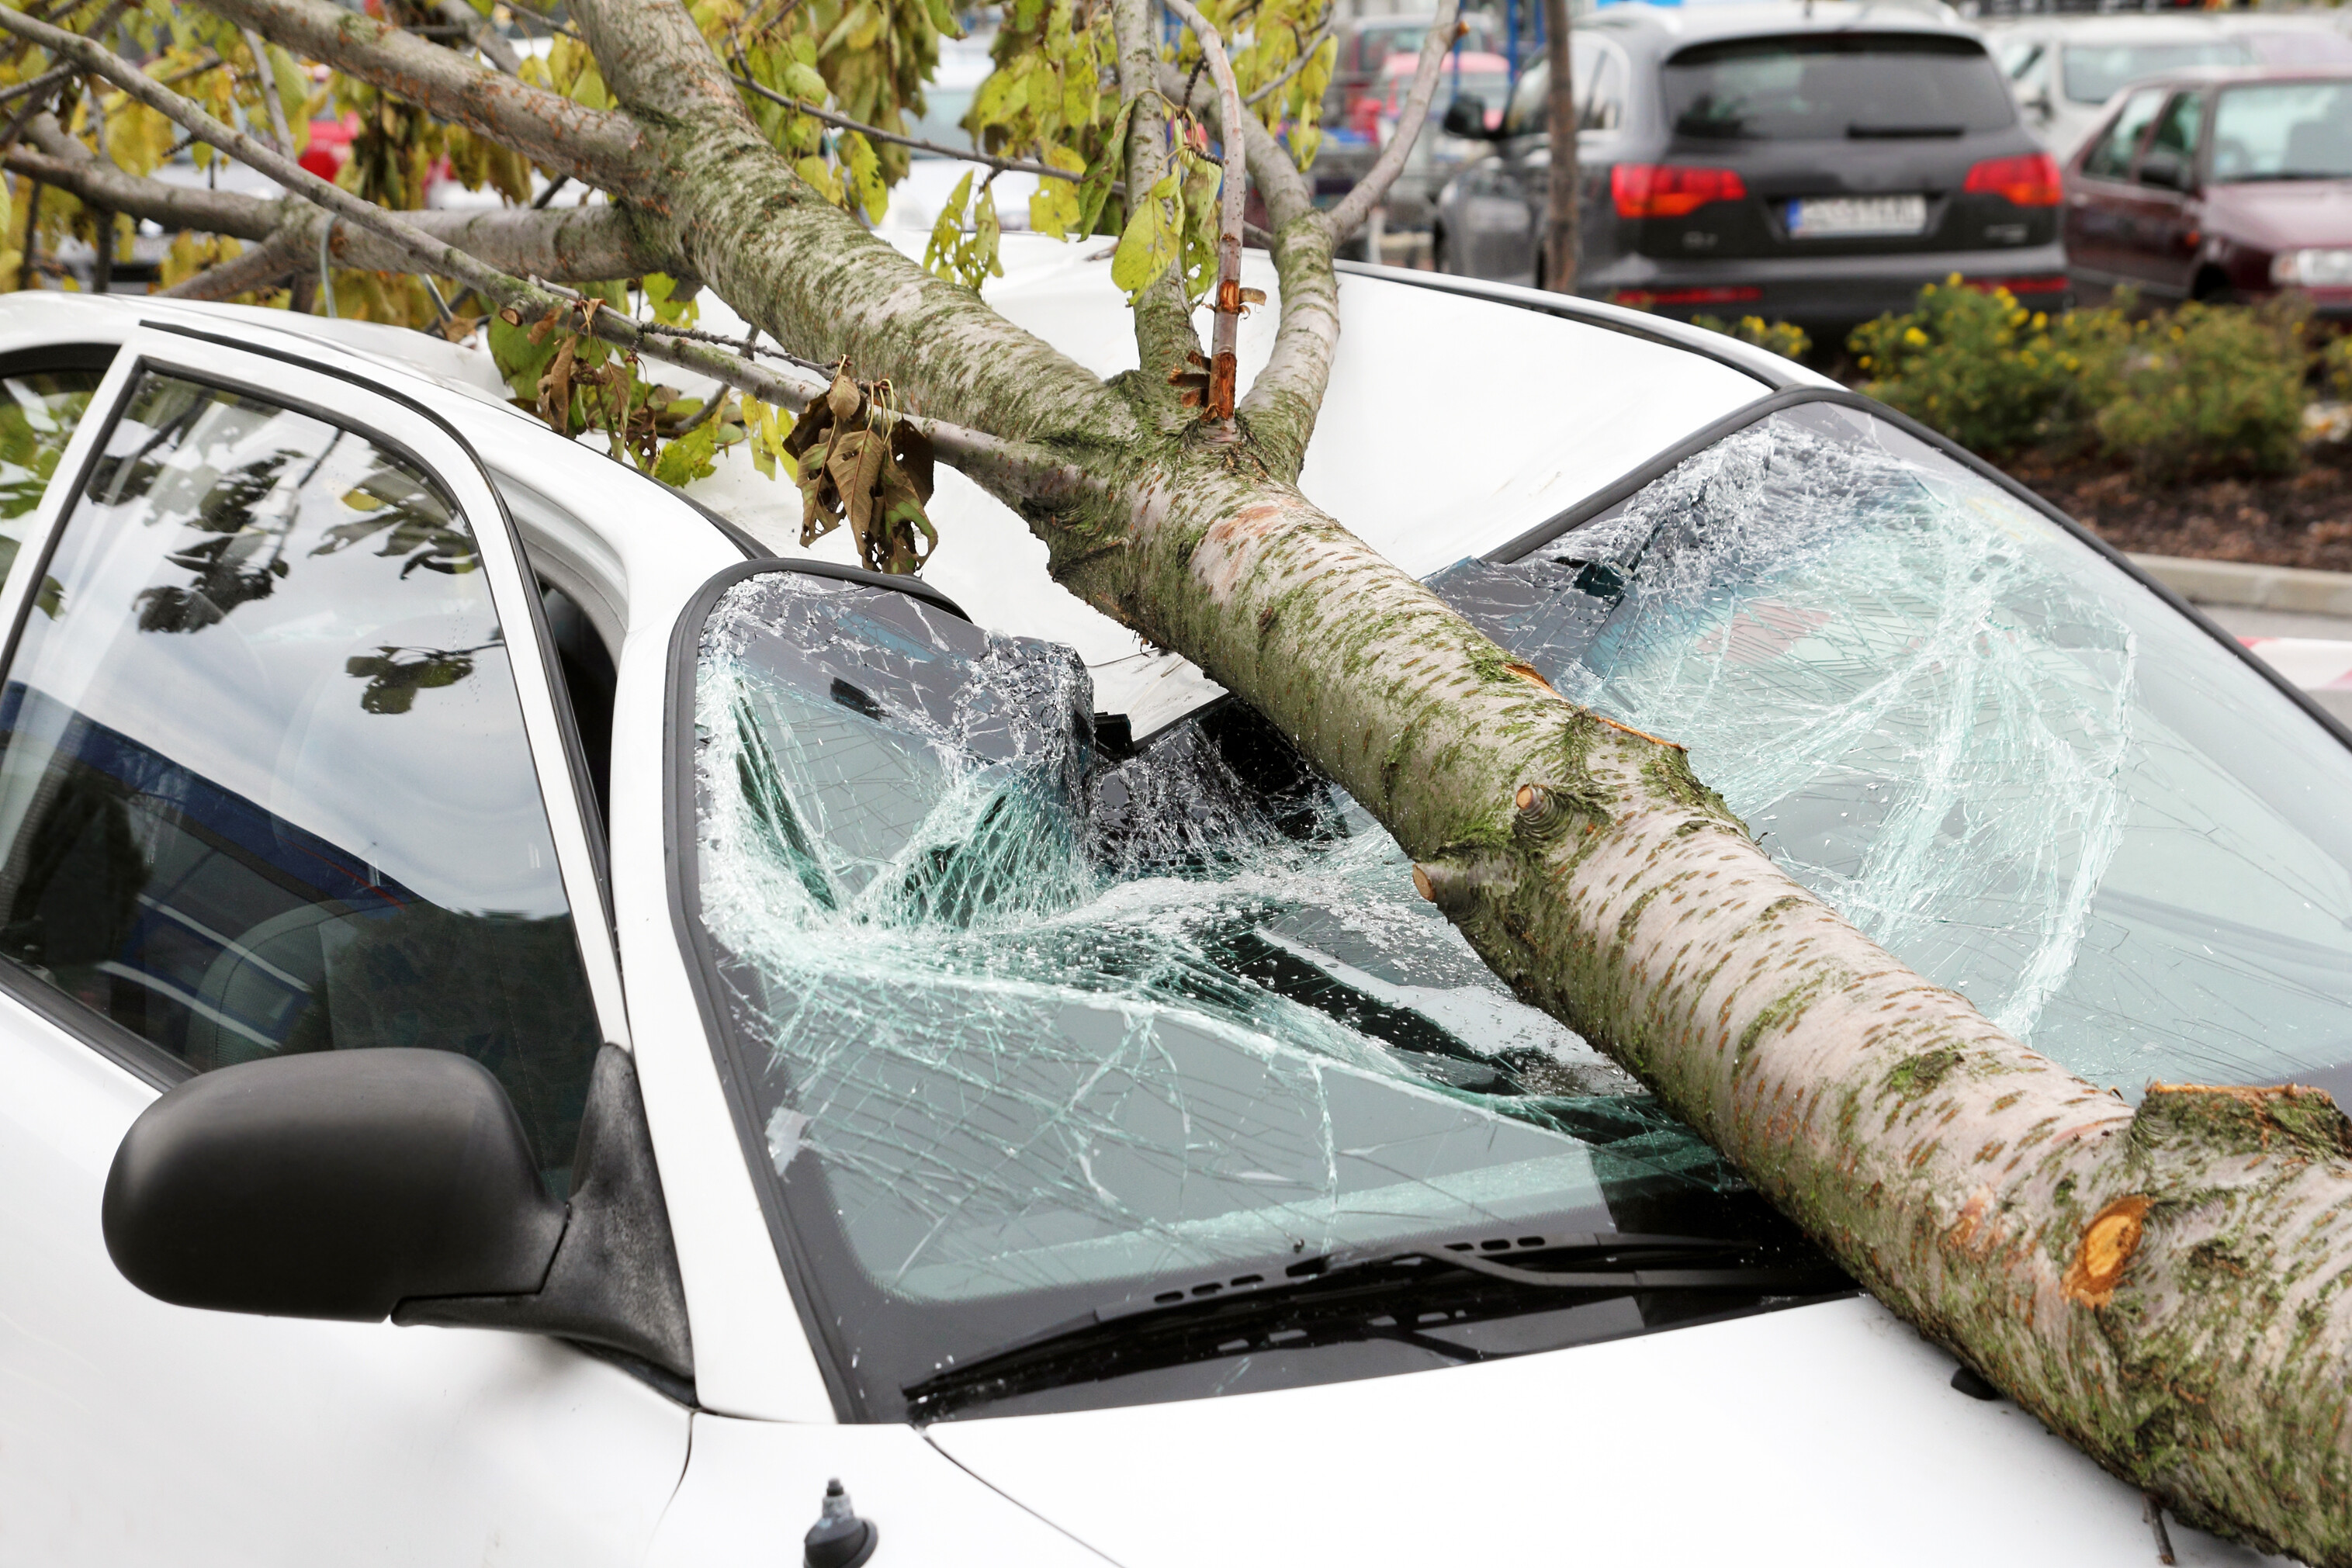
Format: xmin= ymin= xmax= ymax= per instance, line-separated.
xmin=2060 ymin=41 xmax=2253 ymax=107
xmin=0 ymin=371 xmax=601 ymax=1185
xmin=1663 ymin=33 xmax=2015 ymax=141
xmin=0 ymin=364 xmax=106 ymax=601
xmin=2082 ymin=86 xmax=2167 ymax=181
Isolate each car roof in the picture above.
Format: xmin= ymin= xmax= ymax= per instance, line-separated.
xmin=2090 ymin=62 xmax=2352 ymax=90
xmin=1986 ymin=12 xmax=2267 ymax=41
xmin=1585 ymin=0 xmax=1976 ymax=54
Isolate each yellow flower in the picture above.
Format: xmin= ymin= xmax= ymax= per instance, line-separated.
xmin=1903 ymin=326 xmax=1930 ymax=348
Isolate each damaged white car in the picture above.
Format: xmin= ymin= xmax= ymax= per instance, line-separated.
xmin=0 ymin=241 xmax=2329 ymax=1566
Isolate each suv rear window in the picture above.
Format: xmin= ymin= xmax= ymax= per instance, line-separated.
xmin=1664 ymin=33 xmax=2015 ymax=140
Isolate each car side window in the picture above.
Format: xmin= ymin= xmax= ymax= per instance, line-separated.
xmin=1502 ymin=57 xmax=1548 ymax=137
xmin=0 ymin=371 xmax=602 ymax=1185
xmin=2141 ymin=91 xmax=2203 ymax=187
xmin=2081 ymin=87 xmax=2167 ymax=181
xmin=0 ymin=363 xmax=106 ymax=596
xmin=1580 ymin=47 xmax=1626 ymax=132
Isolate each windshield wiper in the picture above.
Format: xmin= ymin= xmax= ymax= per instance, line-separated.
xmin=902 ymin=1231 xmax=1850 ymax=1420
xmin=1848 ymin=123 xmax=1965 ymax=138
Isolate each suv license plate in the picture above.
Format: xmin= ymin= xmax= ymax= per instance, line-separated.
xmin=1786 ymin=195 xmax=1928 ymax=237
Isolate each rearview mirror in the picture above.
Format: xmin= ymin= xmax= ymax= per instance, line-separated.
xmin=1441 ymin=95 xmax=1491 ymax=140
xmin=104 ymin=1045 xmax=692 ymax=1378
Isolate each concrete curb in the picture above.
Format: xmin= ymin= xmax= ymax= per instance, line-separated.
xmin=2131 ymin=553 xmax=2352 ymax=616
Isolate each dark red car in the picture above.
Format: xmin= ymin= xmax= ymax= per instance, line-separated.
xmin=2063 ymin=65 xmax=2352 ymax=316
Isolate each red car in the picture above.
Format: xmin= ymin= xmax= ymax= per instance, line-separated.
xmin=2063 ymin=64 xmax=2352 ymax=316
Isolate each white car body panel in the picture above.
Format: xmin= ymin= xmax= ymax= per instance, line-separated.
xmin=0 ymin=1004 xmax=692 ymax=1566
xmin=0 ymin=268 xmax=2293 ymax=1564
xmin=929 ymin=1295 xmax=2269 ymax=1568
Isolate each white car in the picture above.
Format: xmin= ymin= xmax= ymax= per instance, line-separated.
xmin=0 ymin=239 xmax=2329 ymax=1567
xmin=1985 ymin=11 xmax=2352 ymax=161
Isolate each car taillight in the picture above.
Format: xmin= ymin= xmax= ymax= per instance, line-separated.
xmin=1960 ymin=274 xmax=2070 ymax=296
xmin=1612 ymin=164 xmax=1749 ymax=220
xmin=1963 ymin=153 xmax=2063 ymax=208
xmin=1610 ymin=286 xmax=1764 ymax=307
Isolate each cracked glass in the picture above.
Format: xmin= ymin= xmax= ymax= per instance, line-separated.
xmin=688 ymin=572 xmax=1815 ymax=1421
xmin=1439 ymin=400 xmax=2352 ymax=1100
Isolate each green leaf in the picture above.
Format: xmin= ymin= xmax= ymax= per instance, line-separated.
xmin=1111 ymin=171 xmax=1182 ymax=304
xmin=782 ymin=61 xmax=830 ymax=102
xmin=842 ymin=131 xmax=887 ymax=223
xmin=653 ymin=415 xmax=721 ymax=486
xmin=1076 ymin=95 xmax=1138 ymax=238
xmin=488 ymin=312 xmax=560 ymax=403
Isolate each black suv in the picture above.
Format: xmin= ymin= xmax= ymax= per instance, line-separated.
xmin=1430 ymin=2 xmax=2071 ymax=334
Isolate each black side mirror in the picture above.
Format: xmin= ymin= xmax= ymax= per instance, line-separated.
xmin=1441 ymin=94 xmax=1491 ymax=140
xmin=104 ymin=1044 xmax=692 ymax=1380
xmin=2139 ymin=151 xmax=2191 ymax=192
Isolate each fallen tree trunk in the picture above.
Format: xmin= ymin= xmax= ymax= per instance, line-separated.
xmin=28 ymin=0 xmax=2352 ymax=1554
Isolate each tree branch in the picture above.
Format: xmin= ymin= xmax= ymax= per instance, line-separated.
xmin=1242 ymin=13 xmax=1331 ymax=108
xmin=238 ymin=28 xmax=293 ymax=151
xmin=559 ymin=0 xmax=1131 ymax=457
xmin=1325 ymin=0 xmax=1457 ymax=242
xmin=161 ymin=227 xmax=305 ymax=299
xmin=1110 ymin=0 xmax=1201 ymax=407
xmin=730 ymin=68 xmax=1074 ymax=183
xmin=196 ymin=0 xmax=645 ymax=186
xmin=2 ymin=112 xmax=667 ymax=282
xmin=1160 ymin=57 xmax=1334 ymax=480
xmin=1162 ymin=0 xmax=1247 ymax=422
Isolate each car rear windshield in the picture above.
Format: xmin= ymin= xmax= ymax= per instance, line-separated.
xmin=1663 ymin=33 xmax=2014 ymax=140
xmin=2059 ymin=40 xmax=2254 ymax=106
xmin=2212 ymin=80 xmax=2352 ymax=182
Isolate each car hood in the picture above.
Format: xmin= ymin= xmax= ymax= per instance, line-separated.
xmin=927 ymin=1296 xmax=2277 ymax=1567
xmin=2206 ymin=178 xmax=2352 ymax=249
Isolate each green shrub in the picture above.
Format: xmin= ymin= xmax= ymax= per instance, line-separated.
xmin=2323 ymin=331 xmax=2352 ymax=402
xmin=1848 ymin=277 xmax=2129 ymax=457
xmin=2094 ymin=299 xmax=2309 ymax=479
xmin=1691 ymin=313 xmax=1810 ymax=362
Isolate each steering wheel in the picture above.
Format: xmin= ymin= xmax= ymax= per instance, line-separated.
xmin=2212 ymin=136 xmax=2253 ymax=181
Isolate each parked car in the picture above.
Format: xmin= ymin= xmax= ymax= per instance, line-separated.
xmin=1332 ymin=48 xmax=1515 ymax=235
xmin=1431 ymin=2 xmax=2070 ymax=334
xmin=2063 ymin=64 xmax=2352 ymax=312
xmin=1987 ymin=12 xmax=2352 ymax=164
xmin=0 ymin=237 xmax=2333 ymax=1565
xmin=1323 ymin=9 xmax=1502 ymax=130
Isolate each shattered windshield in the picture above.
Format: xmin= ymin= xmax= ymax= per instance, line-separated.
xmin=1436 ymin=400 xmax=2352 ymax=1097
xmin=685 ymin=569 xmax=1820 ymax=1421
xmin=687 ymin=398 xmax=2352 ymax=1421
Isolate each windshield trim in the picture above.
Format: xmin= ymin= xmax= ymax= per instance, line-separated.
xmin=663 ymin=556 xmax=907 ymax=1422
xmin=1484 ymin=383 xmax=2352 ymax=767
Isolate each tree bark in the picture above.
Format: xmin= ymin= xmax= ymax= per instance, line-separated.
xmin=87 ymin=0 xmax=2352 ymax=1556
xmin=1542 ymin=0 xmax=1577 ymax=294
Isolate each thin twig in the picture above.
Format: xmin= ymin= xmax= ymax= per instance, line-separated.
xmin=0 ymin=5 xmax=1088 ymax=502
xmin=1242 ymin=14 xmax=1332 ymax=107
xmin=1161 ymin=0 xmax=1247 ymax=421
xmin=731 ymin=69 xmax=1076 ymax=184
xmin=240 ymin=28 xmax=293 ymax=153
xmin=1326 ymin=0 xmax=1457 ymax=242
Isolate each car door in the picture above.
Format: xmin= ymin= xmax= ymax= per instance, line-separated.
xmin=2066 ymin=85 xmax=2167 ymax=292
xmin=2107 ymin=88 xmax=2206 ymax=300
xmin=0 ymin=326 xmax=689 ymax=1567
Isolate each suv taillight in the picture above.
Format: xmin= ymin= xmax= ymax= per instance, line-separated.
xmin=1612 ymin=164 xmax=1749 ymax=220
xmin=1963 ymin=153 xmax=2063 ymax=208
